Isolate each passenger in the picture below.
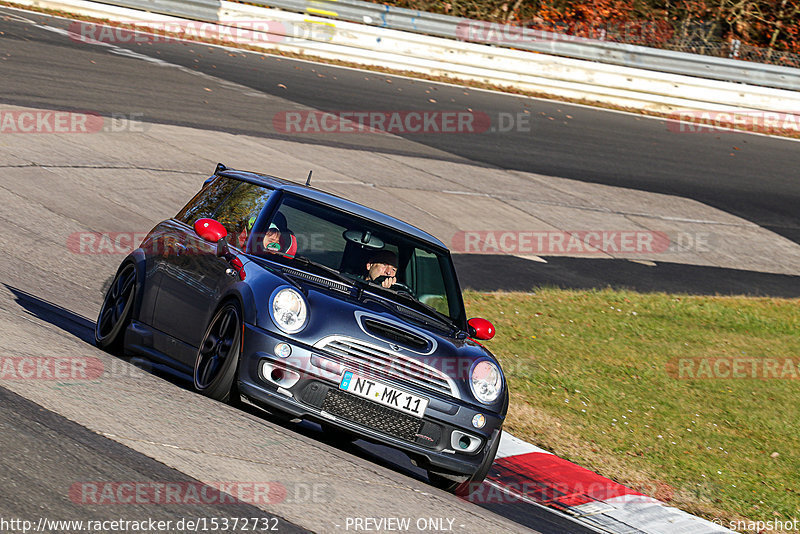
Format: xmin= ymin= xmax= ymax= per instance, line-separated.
xmin=253 ymin=213 xmax=297 ymax=257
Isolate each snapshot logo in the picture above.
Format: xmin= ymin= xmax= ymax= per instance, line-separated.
xmin=0 ymin=356 xmax=104 ymax=381
xmin=68 ymin=20 xmax=288 ymax=45
xmin=668 ymin=357 xmax=800 ymax=380
xmin=667 ymin=110 xmax=800 ymax=134
xmin=0 ymin=111 xmax=146 ymax=134
xmin=451 ymin=230 xmax=671 ymax=255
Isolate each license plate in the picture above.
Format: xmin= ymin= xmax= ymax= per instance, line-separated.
xmin=339 ymin=371 xmax=428 ymax=418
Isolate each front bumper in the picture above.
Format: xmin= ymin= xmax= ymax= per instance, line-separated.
xmin=237 ymin=323 xmax=504 ymax=476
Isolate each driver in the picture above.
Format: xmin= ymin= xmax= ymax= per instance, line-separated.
xmin=365 ymin=250 xmax=398 ymax=288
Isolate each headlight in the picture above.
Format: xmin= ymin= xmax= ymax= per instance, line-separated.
xmin=270 ymin=287 xmax=308 ymax=333
xmin=470 ymin=360 xmax=503 ymax=404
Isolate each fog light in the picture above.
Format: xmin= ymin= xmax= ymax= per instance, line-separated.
xmin=472 ymin=413 xmax=486 ymax=429
xmin=270 ymin=368 xmax=284 ymax=382
xmin=274 ymin=342 xmax=292 ymax=358
xmin=450 ymin=430 xmax=481 ymax=453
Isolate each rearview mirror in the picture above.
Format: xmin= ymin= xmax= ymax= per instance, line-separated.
xmin=194 ymin=218 xmax=227 ymax=242
xmin=468 ymin=318 xmax=495 ymax=340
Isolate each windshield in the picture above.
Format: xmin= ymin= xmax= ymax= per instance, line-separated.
xmin=245 ymin=192 xmax=466 ymax=325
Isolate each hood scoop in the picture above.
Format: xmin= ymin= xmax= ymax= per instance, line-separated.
xmin=360 ymin=317 xmax=433 ymax=353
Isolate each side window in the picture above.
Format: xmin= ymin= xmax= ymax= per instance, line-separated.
xmin=175 ymin=177 xmax=274 ymax=250
xmin=412 ymin=249 xmax=450 ymax=315
xmin=270 ymin=202 xmax=344 ymax=265
xmin=175 ymin=177 xmax=239 ymax=225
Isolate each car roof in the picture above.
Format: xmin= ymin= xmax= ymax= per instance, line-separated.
xmin=218 ymin=167 xmax=448 ymax=250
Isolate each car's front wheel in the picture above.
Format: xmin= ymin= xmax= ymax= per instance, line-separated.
xmin=194 ymin=301 xmax=242 ymax=404
xmin=427 ymin=428 xmax=502 ymax=495
xmin=95 ymin=262 xmax=137 ymax=351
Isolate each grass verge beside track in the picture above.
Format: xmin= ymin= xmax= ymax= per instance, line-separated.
xmin=464 ymin=288 xmax=800 ymax=531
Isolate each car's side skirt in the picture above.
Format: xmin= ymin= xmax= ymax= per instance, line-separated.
xmin=124 ymin=320 xmax=195 ymax=379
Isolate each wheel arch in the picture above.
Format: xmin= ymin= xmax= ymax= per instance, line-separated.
xmin=117 ymin=250 xmax=148 ymax=322
xmin=217 ymin=282 xmax=257 ymax=325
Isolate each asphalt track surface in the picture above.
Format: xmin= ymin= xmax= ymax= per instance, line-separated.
xmin=0 ymin=8 xmax=797 ymax=534
xmin=0 ymin=284 xmax=591 ymax=534
xmin=0 ymin=385 xmax=309 ymax=533
xmin=1 ymin=9 xmax=799 ymax=252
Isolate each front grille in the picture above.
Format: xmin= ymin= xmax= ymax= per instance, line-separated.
xmin=315 ymin=336 xmax=456 ymax=398
xmin=322 ymin=389 xmax=421 ymax=442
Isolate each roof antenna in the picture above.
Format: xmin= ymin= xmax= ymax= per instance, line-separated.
xmin=305 ymin=170 xmax=313 ymax=186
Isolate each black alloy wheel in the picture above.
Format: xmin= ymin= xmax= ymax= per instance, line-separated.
xmin=194 ymin=302 xmax=242 ymax=403
xmin=95 ymin=263 xmax=137 ymax=350
xmin=427 ymin=428 xmax=502 ymax=495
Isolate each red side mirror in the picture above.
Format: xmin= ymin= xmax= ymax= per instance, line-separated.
xmin=194 ymin=218 xmax=227 ymax=242
xmin=468 ymin=318 xmax=495 ymax=340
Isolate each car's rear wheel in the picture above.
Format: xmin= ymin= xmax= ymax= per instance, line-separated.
xmin=95 ymin=263 xmax=137 ymax=351
xmin=194 ymin=302 xmax=242 ymax=404
xmin=427 ymin=428 xmax=502 ymax=495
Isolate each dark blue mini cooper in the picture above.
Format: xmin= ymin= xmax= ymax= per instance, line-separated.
xmin=96 ymin=164 xmax=507 ymax=492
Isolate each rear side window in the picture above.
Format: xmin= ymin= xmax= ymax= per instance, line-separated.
xmin=212 ymin=182 xmax=274 ymax=249
xmin=175 ymin=177 xmax=274 ymax=249
xmin=175 ymin=176 xmax=239 ymax=225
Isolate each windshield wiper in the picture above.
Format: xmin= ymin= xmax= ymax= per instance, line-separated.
xmin=367 ymin=285 xmax=458 ymax=333
xmin=289 ymin=255 xmax=361 ymax=288
xmin=285 ymin=256 xmax=459 ymax=333
xmin=399 ymin=293 xmax=458 ymax=331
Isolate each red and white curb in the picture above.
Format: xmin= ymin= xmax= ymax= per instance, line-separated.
xmin=472 ymin=432 xmax=734 ymax=533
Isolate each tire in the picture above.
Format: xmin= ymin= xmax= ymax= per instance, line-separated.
xmin=95 ymin=263 xmax=137 ymax=351
xmin=426 ymin=470 xmax=470 ymax=494
xmin=193 ymin=301 xmax=242 ymax=404
xmin=320 ymin=423 xmax=357 ymax=445
xmin=427 ymin=428 xmax=502 ymax=496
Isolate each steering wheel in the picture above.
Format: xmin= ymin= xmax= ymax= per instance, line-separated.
xmin=389 ymin=282 xmax=416 ymax=298
xmin=372 ymin=276 xmax=415 ymax=298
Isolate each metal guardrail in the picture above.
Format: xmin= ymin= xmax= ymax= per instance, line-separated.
xmin=251 ymin=0 xmax=800 ymax=91
xmin=35 ymin=0 xmax=800 ymax=113
xmin=102 ymin=0 xmax=221 ymax=23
